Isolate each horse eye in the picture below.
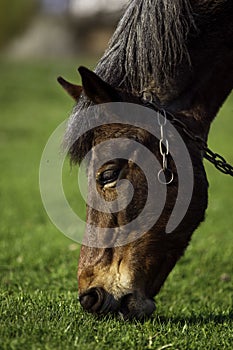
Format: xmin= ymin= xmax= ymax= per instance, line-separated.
xmin=97 ymin=168 xmax=120 ymax=186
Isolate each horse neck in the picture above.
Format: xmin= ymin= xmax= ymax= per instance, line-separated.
xmin=167 ymin=53 xmax=233 ymax=126
xmin=162 ymin=2 xmax=233 ymax=125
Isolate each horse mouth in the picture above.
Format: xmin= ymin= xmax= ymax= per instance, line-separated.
xmin=79 ymin=288 xmax=156 ymax=320
xmin=119 ymin=293 xmax=156 ymax=320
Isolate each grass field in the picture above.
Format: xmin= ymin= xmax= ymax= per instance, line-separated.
xmin=0 ymin=59 xmax=232 ymax=350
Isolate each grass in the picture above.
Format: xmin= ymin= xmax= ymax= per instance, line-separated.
xmin=0 ymin=58 xmax=232 ymax=350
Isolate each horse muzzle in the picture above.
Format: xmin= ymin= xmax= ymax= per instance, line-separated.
xmin=79 ymin=288 xmax=156 ymax=320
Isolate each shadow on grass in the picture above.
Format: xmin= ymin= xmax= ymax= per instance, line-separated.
xmin=155 ymin=312 xmax=233 ymax=325
xmin=76 ymin=309 xmax=232 ymax=326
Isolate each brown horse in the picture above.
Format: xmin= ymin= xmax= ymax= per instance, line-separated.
xmin=58 ymin=0 xmax=233 ymax=319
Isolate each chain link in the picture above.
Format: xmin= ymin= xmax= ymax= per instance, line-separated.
xmin=202 ymin=148 xmax=233 ymax=175
xmin=145 ymin=100 xmax=233 ymax=177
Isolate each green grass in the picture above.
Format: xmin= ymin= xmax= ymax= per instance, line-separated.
xmin=0 ymin=59 xmax=232 ymax=350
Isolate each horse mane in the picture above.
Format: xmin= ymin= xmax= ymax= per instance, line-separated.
xmin=95 ymin=0 xmax=196 ymax=94
xmin=64 ymin=0 xmax=197 ymax=162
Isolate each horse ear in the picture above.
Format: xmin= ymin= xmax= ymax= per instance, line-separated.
xmin=78 ymin=66 xmax=121 ymax=104
xmin=57 ymin=76 xmax=82 ymax=102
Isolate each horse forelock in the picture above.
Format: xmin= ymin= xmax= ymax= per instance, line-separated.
xmin=63 ymin=97 xmax=94 ymax=164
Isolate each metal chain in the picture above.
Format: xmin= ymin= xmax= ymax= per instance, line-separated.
xmin=202 ymin=148 xmax=233 ymax=176
xmin=165 ymin=111 xmax=233 ymax=177
xmin=146 ymin=100 xmax=233 ymax=177
xmin=157 ymin=110 xmax=174 ymax=184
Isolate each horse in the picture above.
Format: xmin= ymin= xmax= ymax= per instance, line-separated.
xmin=58 ymin=0 xmax=233 ymax=319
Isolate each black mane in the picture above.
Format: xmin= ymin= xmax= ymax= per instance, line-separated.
xmin=95 ymin=0 xmax=195 ymax=94
xmin=64 ymin=0 xmax=198 ymax=162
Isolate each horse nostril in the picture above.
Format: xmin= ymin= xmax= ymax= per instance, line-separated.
xmin=79 ymin=287 xmax=105 ymax=313
xmin=79 ymin=293 xmax=97 ymax=311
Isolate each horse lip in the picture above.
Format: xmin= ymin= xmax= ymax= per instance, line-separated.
xmin=99 ymin=293 xmax=120 ymax=314
xmin=119 ymin=293 xmax=156 ymax=320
